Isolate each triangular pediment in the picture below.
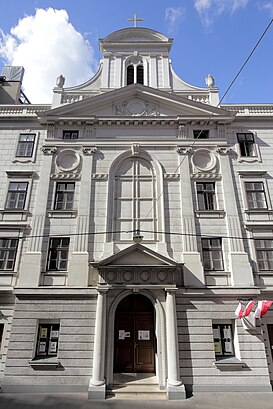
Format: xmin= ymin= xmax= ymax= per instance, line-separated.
xmin=40 ymin=84 xmax=234 ymax=122
xmin=96 ymin=243 xmax=180 ymax=267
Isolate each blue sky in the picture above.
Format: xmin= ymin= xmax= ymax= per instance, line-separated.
xmin=0 ymin=0 xmax=272 ymax=103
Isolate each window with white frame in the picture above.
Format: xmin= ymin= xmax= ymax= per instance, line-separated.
xmin=196 ymin=182 xmax=215 ymax=210
xmin=47 ymin=238 xmax=70 ymax=271
xmin=5 ymin=182 xmax=28 ymax=210
xmin=0 ymin=238 xmax=18 ymax=271
xmin=255 ymin=239 xmax=273 ymax=271
xmin=36 ymin=323 xmax=60 ymax=357
xmin=16 ymin=134 xmax=35 ymax=157
xmin=54 ymin=183 xmax=75 ymax=210
xmin=237 ymin=133 xmax=255 ymax=157
xmin=245 ymin=181 xmax=267 ymax=209
xmin=213 ymin=323 xmax=234 ymax=358
xmin=202 ymin=238 xmax=224 ymax=271
xmin=114 ymin=157 xmax=157 ymax=241
xmin=63 ymin=130 xmax=78 ymax=139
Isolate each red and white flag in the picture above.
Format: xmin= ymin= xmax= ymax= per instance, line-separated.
xmin=254 ymin=301 xmax=273 ymax=319
xmin=242 ymin=300 xmax=255 ymax=317
xmin=235 ymin=302 xmax=243 ymax=318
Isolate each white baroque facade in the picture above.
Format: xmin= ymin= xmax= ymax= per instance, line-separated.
xmin=0 ymin=27 xmax=273 ymax=399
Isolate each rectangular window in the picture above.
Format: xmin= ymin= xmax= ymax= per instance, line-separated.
xmin=0 ymin=324 xmax=4 ymax=350
xmin=63 ymin=130 xmax=78 ymax=139
xmin=193 ymin=130 xmax=209 ymax=139
xmin=197 ymin=182 xmax=215 ymax=210
xmin=202 ymin=238 xmax=224 ymax=271
xmin=213 ymin=323 xmax=234 ymax=358
xmin=255 ymin=239 xmax=273 ymax=271
xmin=47 ymin=238 xmax=70 ymax=271
xmin=6 ymin=182 xmax=28 ymax=210
xmin=36 ymin=323 xmax=60 ymax=357
xmin=54 ymin=183 xmax=75 ymax=210
xmin=237 ymin=133 xmax=255 ymax=157
xmin=16 ymin=134 xmax=35 ymax=157
xmin=245 ymin=182 xmax=267 ymax=209
xmin=0 ymin=238 xmax=18 ymax=271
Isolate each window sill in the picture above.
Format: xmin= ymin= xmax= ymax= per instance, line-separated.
xmin=29 ymin=357 xmax=60 ymax=369
xmin=245 ymin=209 xmax=272 ymax=214
xmin=238 ymin=156 xmax=259 ymax=163
xmin=195 ymin=210 xmax=225 ymax=218
xmin=214 ymin=357 xmax=247 ymax=370
xmin=204 ymin=271 xmax=229 ymax=276
xmin=47 ymin=210 xmax=77 ymax=218
xmin=12 ymin=157 xmax=35 ymax=164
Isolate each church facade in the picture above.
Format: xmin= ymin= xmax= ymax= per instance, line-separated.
xmin=0 ymin=26 xmax=273 ymax=399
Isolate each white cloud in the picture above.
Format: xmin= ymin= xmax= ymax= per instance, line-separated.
xmin=261 ymin=1 xmax=273 ymax=16
xmin=165 ymin=7 xmax=185 ymax=34
xmin=0 ymin=8 xmax=97 ymax=103
xmin=194 ymin=0 xmax=249 ymax=26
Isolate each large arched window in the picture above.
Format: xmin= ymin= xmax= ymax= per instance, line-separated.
xmin=114 ymin=157 xmax=157 ymax=241
xmin=126 ymin=60 xmax=144 ymax=85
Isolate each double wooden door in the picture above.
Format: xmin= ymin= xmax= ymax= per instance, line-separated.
xmin=114 ymin=294 xmax=155 ymax=373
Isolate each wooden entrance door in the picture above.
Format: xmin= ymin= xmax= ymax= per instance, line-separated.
xmin=114 ymin=294 xmax=155 ymax=373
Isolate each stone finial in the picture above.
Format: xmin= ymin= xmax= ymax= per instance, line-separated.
xmin=56 ymin=74 xmax=65 ymax=88
xmin=205 ymin=74 xmax=215 ymax=88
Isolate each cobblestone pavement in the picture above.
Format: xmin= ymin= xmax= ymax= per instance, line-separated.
xmin=0 ymin=392 xmax=273 ymax=409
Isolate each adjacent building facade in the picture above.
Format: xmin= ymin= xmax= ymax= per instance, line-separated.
xmin=0 ymin=26 xmax=273 ymax=399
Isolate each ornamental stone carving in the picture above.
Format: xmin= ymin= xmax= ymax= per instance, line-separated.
xmin=176 ymin=147 xmax=193 ymax=155
xmin=215 ymin=147 xmax=232 ymax=155
xmin=131 ymin=144 xmax=140 ymax=156
xmin=41 ymin=146 xmax=57 ymax=155
xmin=99 ymin=267 xmax=182 ymax=286
xmin=51 ymin=172 xmax=81 ymax=180
xmin=115 ymin=98 xmax=158 ymax=116
xmin=177 ymin=124 xmax=188 ymax=139
xmin=82 ymin=146 xmax=97 ymax=155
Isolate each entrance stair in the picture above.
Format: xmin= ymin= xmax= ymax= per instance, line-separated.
xmin=107 ymin=373 xmax=166 ymax=400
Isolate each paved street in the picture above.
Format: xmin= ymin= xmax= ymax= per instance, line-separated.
xmin=0 ymin=392 xmax=273 ymax=409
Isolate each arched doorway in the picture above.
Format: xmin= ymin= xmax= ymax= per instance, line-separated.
xmin=114 ymin=294 xmax=155 ymax=373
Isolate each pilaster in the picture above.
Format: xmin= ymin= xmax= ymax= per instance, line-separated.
xmin=68 ymin=148 xmax=96 ymax=286
xmin=220 ymin=153 xmax=254 ymax=286
xmin=18 ymin=148 xmax=55 ymax=287
xmin=178 ymin=150 xmax=205 ymax=286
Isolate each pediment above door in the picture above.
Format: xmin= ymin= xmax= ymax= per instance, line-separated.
xmin=92 ymin=243 xmax=183 ymax=287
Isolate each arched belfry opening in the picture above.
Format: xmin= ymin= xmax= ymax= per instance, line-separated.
xmin=114 ymin=294 xmax=155 ymax=373
xmin=126 ymin=59 xmax=144 ymax=85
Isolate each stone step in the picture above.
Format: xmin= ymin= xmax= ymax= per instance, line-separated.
xmin=107 ymin=384 xmax=166 ymax=400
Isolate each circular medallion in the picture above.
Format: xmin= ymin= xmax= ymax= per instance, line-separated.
xmin=157 ymin=271 xmax=167 ymax=282
xmin=123 ymin=271 xmax=133 ymax=282
xmin=56 ymin=149 xmax=80 ymax=171
xmin=127 ymin=101 xmax=145 ymax=116
xmin=106 ymin=271 xmax=116 ymax=282
xmin=140 ymin=271 xmax=150 ymax=282
xmin=192 ymin=149 xmax=217 ymax=172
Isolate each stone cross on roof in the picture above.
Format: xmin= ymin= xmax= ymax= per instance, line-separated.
xmin=128 ymin=13 xmax=144 ymax=28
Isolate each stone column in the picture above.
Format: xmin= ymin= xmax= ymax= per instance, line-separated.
xmin=165 ymin=288 xmax=186 ymax=400
xmin=88 ymin=288 xmax=108 ymax=399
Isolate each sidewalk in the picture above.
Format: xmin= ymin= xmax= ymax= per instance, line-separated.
xmin=0 ymin=392 xmax=273 ymax=409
